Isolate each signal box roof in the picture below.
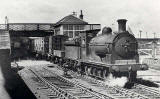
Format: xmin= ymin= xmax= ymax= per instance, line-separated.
xmin=54 ymin=15 xmax=88 ymax=26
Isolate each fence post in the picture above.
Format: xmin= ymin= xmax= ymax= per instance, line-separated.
xmin=7 ymin=24 xmax=9 ymax=30
xmin=37 ymin=24 xmax=39 ymax=30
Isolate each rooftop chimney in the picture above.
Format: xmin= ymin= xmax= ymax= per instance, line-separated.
xmin=72 ymin=11 xmax=77 ymax=17
xmin=79 ymin=10 xmax=83 ymax=20
xmin=117 ymin=19 xmax=127 ymax=32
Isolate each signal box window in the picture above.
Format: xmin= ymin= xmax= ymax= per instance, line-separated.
xmin=69 ymin=25 xmax=73 ymax=30
xmin=63 ymin=25 xmax=68 ymax=30
xmin=75 ymin=31 xmax=80 ymax=36
xmin=64 ymin=31 xmax=68 ymax=36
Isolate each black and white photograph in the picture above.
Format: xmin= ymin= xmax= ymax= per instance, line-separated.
xmin=0 ymin=0 xmax=160 ymax=99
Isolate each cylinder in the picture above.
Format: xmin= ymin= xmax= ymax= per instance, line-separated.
xmin=117 ymin=19 xmax=127 ymax=32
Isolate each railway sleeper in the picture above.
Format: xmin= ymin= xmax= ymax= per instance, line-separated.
xmin=109 ymin=91 xmax=121 ymax=94
xmin=45 ymin=79 xmax=73 ymax=87
xmin=63 ymin=87 xmax=79 ymax=91
xmin=51 ymin=84 xmax=87 ymax=98
xmin=72 ymin=92 xmax=90 ymax=96
xmin=144 ymin=94 xmax=160 ymax=99
xmin=53 ymin=83 xmax=73 ymax=87
xmin=47 ymin=93 xmax=59 ymax=98
xmin=37 ymin=86 xmax=49 ymax=90
xmin=51 ymin=82 xmax=65 ymax=85
xmin=55 ymin=85 xmax=97 ymax=98
xmin=69 ymin=89 xmax=85 ymax=94
xmin=77 ymin=95 xmax=96 ymax=99
xmin=141 ymin=89 xmax=160 ymax=96
xmin=42 ymin=83 xmax=73 ymax=97
xmin=110 ymin=93 xmax=123 ymax=96
xmin=35 ymin=83 xmax=46 ymax=88
xmin=134 ymin=90 xmax=153 ymax=95
xmin=76 ymin=94 xmax=95 ymax=99
xmin=116 ymin=96 xmax=130 ymax=99
xmin=59 ymin=86 xmax=74 ymax=89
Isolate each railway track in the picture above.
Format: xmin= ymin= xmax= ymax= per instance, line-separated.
xmin=65 ymin=67 xmax=160 ymax=99
xmin=75 ymin=72 xmax=160 ymax=99
xmin=129 ymin=83 xmax=160 ymax=99
xmin=29 ymin=67 xmax=109 ymax=99
xmin=22 ymin=64 xmax=160 ymax=99
xmin=46 ymin=66 xmax=154 ymax=99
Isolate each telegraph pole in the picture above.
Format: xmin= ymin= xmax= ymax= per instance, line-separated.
xmin=146 ymin=32 xmax=148 ymax=38
xmin=153 ymin=32 xmax=156 ymax=39
xmin=153 ymin=32 xmax=156 ymax=58
xmin=139 ymin=30 xmax=142 ymax=38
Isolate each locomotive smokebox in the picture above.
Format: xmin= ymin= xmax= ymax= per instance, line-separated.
xmin=117 ymin=19 xmax=127 ymax=32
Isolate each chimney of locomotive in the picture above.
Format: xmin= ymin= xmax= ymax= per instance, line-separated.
xmin=79 ymin=10 xmax=83 ymax=20
xmin=117 ymin=19 xmax=127 ymax=32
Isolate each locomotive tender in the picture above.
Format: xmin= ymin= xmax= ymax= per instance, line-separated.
xmin=62 ymin=19 xmax=148 ymax=81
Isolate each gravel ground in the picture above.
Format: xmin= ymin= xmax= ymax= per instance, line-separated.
xmin=137 ymin=69 xmax=160 ymax=90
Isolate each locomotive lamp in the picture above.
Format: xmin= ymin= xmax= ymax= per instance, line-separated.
xmin=128 ymin=66 xmax=132 ymax=71
xmin=140 ymin=64 xmax=148 ymax=70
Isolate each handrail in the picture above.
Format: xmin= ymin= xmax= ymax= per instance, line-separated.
xmin=0 ymin=23 xmax=101 ymax=31
xmin=0 ymin=23 xmax=55 ymax=31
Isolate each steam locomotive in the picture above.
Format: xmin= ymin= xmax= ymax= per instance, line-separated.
xmin=35 ymin=19 xmax=148 ymax=81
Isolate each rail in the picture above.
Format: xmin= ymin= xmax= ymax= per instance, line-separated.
xmin=29 ymin=67 xmax=103 ymax=99
xmin=130 ymin=83 xmax=160 ymax=99
xmin=50 ymin=65 xmax=150 ymax=99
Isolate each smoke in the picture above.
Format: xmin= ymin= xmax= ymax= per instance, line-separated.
xmin=104 ymin=74 xmax=128 ymax=87
xmin=16 ymin=60 xmax=52 ymax=66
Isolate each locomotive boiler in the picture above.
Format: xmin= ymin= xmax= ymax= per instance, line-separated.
xmin=89 ymin=20 xmax=139 ymax=68
xmin=62 ymin=19 xmax=148 ymax=81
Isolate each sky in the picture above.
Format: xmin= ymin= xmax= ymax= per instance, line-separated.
xmin=0 ymin=0 xmax=160 ymax=38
